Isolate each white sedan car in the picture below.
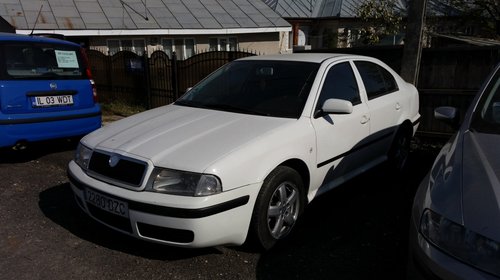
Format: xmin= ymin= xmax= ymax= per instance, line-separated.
xmin=68 ymin=54 xmax=420 ymax=249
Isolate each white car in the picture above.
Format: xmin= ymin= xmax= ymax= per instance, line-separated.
xmin=68 ymin=54 xmax=420 ymax=249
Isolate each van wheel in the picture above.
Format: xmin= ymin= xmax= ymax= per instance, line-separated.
xmin=250 ymin=166 xmax=304 ymax=250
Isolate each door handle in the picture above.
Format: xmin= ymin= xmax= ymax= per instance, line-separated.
xmin=360 ymin=115 xmax=370 ymax=124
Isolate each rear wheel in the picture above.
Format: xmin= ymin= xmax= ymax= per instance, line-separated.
xmin=388 ymin=125 xmax=412 ymax=171
xmin=249 ymin=166 xmax=304 ymax=250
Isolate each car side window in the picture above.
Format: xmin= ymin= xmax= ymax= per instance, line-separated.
xmin=354 ymin=61 xmax=398 ymax=100
xmin=316 ymin=62 xmax=360 ymax=110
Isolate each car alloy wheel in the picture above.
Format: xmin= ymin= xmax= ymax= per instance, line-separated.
xmin=267 ymin=180 xmax=300 ymax=239
xmin=250 ymin=166 xmax=304 ymax=250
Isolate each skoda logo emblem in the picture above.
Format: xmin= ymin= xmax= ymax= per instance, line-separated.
xmin=108 ymin=155 xmax=120 ymax=167
xmin=49 ymin=82 xmax=57 ymax=90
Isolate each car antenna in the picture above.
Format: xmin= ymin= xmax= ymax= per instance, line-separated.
xmin=29 ymin=4 xmax=43 ymax=36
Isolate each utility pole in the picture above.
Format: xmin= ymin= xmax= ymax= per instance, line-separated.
xmin=400 ymin=0 xmax=428 ymax=85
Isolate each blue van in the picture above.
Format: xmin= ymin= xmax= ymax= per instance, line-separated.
xmin=0 ymin=33 xmax=101 ymax=149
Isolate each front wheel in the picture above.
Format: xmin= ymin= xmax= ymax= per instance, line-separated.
xmin=249 ymin=166 xmax=304 ymax=250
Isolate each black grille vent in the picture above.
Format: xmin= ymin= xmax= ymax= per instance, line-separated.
xmin=137 ymin=222 xmax=194 ymax=243
xmin=88 ymin=151 xmax=147 ymax=187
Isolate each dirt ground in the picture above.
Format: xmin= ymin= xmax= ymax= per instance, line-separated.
xmin=0 ymin=135 xmax=441 ymax=280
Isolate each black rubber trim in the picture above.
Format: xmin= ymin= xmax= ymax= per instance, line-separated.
xmin=413 ymin=116 xmax=421 ymax=127
xmin=317 ymin=131 xmax=393 ymax=168
xmin=26 ymin=90 xmax=77 ymax=96
xmin=68 ymin=169 xmax=249 ymax=219
xmin=0 ymin=111 xmax=101 ymax=125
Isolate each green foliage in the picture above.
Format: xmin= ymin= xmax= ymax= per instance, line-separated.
xmin=356 ymin=0 xmax=403 ymax=45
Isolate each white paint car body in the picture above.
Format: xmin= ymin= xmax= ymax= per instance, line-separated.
xmin=68 ymin=53 xmax=420 ymax=248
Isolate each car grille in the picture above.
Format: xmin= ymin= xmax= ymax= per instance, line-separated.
xmin=88 ymin=151 xmax=147 ymax=187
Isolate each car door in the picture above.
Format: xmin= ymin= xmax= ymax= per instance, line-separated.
xmin=353 ymin=60 xmax=403 ymax=158
xmin=311 ymin=61 xmax=370 ymax=186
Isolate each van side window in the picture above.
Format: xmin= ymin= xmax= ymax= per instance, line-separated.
xmin=354 ymin=61 xmax=399 ymax=100
xmin=316 ymin=62 xmax=360 ymax=110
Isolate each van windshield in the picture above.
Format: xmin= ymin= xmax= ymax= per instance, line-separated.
xmin=0 ymin=42 xmax=87 ymax=80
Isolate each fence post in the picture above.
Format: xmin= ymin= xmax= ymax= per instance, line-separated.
xmin=171 ymin=51 xmax=179 ymax=99
xmin=143 ymin=53 xmax=152 ymax=109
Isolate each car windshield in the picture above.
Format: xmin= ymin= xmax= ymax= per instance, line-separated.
xmin=471 ymin=67 xmax=500 ymax=134
xmin=175 ymin=60 xmax=320 ymax=118
xmin=0 ymin=42 xmax=86 ymax=80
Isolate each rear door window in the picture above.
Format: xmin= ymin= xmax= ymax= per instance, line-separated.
xmin=1 ymin=42 xmax=87 ymax=80
xmin=354 ymin=61 xmax=398 ymax=99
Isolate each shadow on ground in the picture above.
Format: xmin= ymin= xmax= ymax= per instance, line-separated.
xmin=255 ymin=147 xmax=440 ymax=279
xmin=0 ymin=137 xmax=80 ymax=164
xmin=38 ymin=183 xmax=222 ymax=261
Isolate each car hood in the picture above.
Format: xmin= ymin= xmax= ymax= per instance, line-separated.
xmin=461 ymin=131 xmax=500 ymax=240
xmin=82 ymin=105 xmax=292 ymax=173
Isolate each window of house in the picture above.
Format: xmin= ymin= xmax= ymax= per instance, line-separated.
xmin=354 ymin=61 xmax=398 ymax=100
xmin=209 ymin=37 xmax=238 ymax=51
xmin=162 ymin=38 xmax=196 ymax=59
xmin=106 ymin=39 xmax=145 ymax=56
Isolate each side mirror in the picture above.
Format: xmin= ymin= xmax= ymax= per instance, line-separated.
xmin=434 ymin=106 xmax=460 ymax=130
xmin=315 ymin=99 xmax=353 ymax=118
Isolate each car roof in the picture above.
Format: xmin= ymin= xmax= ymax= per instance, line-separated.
xmin=0 ymin=32 xmax=79 ymax=47
xmin=238 ymin=53 xmax=371 ymax=63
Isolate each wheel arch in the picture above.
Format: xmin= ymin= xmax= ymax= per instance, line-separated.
xmin=398 ymin=119 xmax=414 ymax=137
xmin=278 ymin=158 xmax=310 ymax=198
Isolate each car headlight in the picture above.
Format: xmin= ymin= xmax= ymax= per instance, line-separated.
xmin=420 ymin=209 xmax=500 ymax=277
xmin=75 ymin=143 xmax=93 ymax=170
xmin=147 ymin=168 xmax=222 ymax=197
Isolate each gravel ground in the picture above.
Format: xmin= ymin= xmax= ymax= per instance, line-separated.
xmin=0 ymin=134 xmax=441 ymax=280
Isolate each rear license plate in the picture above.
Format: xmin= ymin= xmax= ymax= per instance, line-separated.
xmin=33 ymin=95 xmax=73 ymax=107
xmin=85 ymin=188 xmax=129 ymax=218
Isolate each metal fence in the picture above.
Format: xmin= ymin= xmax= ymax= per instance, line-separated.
xmin=87 ymin=50 xmax=256 ymax=108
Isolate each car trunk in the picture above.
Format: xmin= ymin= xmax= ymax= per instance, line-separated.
xmin=0 ymin=41 xmax=94 ymax=115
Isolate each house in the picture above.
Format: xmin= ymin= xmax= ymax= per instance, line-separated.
xmin=263 ymin=0 xmax=402 ymax=49
xmin=1 ymin=0 xmax=292 ymax=58
xmin=263 ymin=0 xmax=493 ymax=49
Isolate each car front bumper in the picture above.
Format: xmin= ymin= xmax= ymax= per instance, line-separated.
xmin=68 ymin=160 xmax=260 ymax=248
xmin=409 ymin=171 xmax=500 ymax=280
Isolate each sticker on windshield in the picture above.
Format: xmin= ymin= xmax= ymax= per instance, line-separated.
xmin=55 ymin=50 xmax=79 ymax=68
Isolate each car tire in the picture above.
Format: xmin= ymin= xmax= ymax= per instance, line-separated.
xmin=388 ymin=125 xmax=412 ymax=171
xmin=249 ymin=166 xmax=304 ymax=250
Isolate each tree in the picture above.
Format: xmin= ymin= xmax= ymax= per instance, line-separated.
xmin=431 ymin=0 xmax=499 ymax=38
xmin=356 ymin=0 xmax=404 ymax=45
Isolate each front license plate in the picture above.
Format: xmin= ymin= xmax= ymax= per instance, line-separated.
xmin=33 ymin=95 xmax=73 ymax=107
xmin=85 ymin=188 xmax=129 ymax=218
